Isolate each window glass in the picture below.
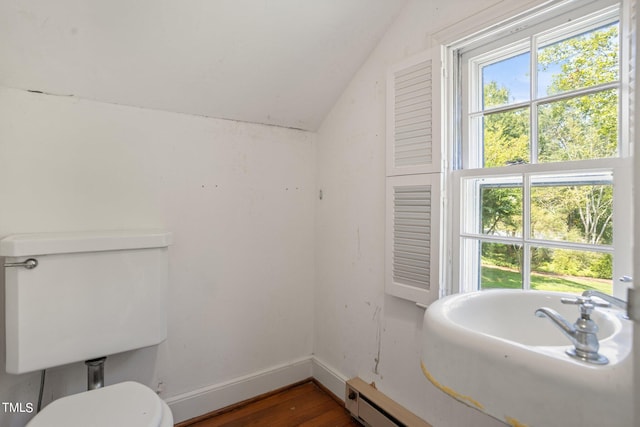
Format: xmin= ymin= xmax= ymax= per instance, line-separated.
xmin=481 ymin=242 xmax=523 ymax=290
xmin=530 ymin=173 xmax=613 ymax=245
xmin=482 ymin=107 xmax=530 ymax=167
xmin=537 ymin=22 xmax=619 ymax=98
xmin=482 ymin=52 xmax=531 ymax=108
xmin=530 ymin=247 xmax=612 ymax=294
xmin=538 ymin=90 xmax=618 ymax=162
xmin=481 ymin=185 xmax=523 ymax=237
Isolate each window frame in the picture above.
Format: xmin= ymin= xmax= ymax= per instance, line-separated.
xmin=446 ymin=0 xmax=633 ymax=299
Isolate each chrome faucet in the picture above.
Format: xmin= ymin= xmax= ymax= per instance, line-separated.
xmin=535 ymin=296 xmax=609 ymax=365
xmin=582 ymin=290 xmax=628 ymax=318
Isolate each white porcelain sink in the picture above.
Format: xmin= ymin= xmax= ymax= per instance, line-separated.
xmin=421 ymin=290 xmax=632 ymax=427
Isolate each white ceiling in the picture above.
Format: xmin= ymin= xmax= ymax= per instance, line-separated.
xmin=0 ymin=0 xmax=407 ymax=131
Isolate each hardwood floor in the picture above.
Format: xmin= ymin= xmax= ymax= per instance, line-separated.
xmin=177 ymin=380 xmax=361 ymax=427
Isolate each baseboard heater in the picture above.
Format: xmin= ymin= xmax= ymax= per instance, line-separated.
xmin=345 ymin=377 xmax=431 ymax=427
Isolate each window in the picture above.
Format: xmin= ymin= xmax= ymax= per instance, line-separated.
xmin=451 ymin=1 xmax=632 ymax=298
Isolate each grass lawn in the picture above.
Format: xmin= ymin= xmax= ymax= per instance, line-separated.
xmin=481 ymin=265 xmax=612 ymax=294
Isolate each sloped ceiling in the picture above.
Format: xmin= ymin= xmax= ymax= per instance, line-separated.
xmin=0 ymin=0 xmax=407 ymax=131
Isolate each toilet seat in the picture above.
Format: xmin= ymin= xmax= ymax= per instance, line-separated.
xmin=27 ymin=381 xmax=173 ymax=427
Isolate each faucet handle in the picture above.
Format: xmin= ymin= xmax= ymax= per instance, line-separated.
xmin=561 ymin=296 xmax=609 ymax=316
xmin=561 ymin=295 xmax=610 ymax=307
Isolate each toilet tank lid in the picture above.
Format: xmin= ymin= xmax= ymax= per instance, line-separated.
xmin=0 ymin=230 xmax=172 ymax=257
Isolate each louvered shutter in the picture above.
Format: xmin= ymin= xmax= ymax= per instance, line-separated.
xmin=385 ymin=174 xmax=441 ymax=305
xmin=385 ymin=48 xmax=443 ymax=306
xmin=386 ymin=48 xmax=442 ymax=177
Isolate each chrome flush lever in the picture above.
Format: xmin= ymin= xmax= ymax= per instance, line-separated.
xmin=4 ymin=258 xmax=38 ymax=269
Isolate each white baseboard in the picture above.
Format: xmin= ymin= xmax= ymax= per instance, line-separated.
xmin=311 ymin=356 xmax=348 ymax=401
xmin=166 ymin=356 xmax=314 ymax=424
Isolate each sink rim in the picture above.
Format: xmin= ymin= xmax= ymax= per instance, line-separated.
xmin=431 ymin=289 xmax=624 ymax=348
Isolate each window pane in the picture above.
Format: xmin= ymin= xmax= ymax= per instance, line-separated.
xmin=462 ymin=176 xmax=523 ymax=235
xmin=482 ymin=186 xmax=523 ymax=237
xmin=538 ymin=89 xmax=618 ymax=162
xmin=481 ymin=242 xmax=523 ymax=290
xmin=537 ymin=22 xmax=619 ymax=98
xmin=530 ymin=173 xmax=613 ymax=245
xmin=482 ymin=52 xmax=530 ymax=108
xmin=482 ymin=107 xmax=530 ymax=167
xmin=530 ymin=247 xmax=612 ymax=295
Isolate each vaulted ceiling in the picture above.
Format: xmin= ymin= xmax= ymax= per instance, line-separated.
xmin=0 ymin=0 xmax=407 ymax=131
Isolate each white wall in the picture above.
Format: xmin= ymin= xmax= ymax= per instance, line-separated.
xmin=0 ymin=86 xmax=316 ymax=426
xmin=313 ymin=1 xmax=549 ymax=426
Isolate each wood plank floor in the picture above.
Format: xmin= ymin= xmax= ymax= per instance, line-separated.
xmin=178 ymin=381 xmax=361 ymax=427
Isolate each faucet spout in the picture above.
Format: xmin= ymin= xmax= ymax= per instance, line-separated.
xmin=535 ymin=307 xmax=577 ymax=343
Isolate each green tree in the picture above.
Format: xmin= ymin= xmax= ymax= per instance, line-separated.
xmin=483 ymin=82 xmax=529 ymax=167
xmin=537 ymin=23 xmax=618 ymax=162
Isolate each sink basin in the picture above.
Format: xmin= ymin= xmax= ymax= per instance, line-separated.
xmin=421 ymin=290 xmax=632 ymax=427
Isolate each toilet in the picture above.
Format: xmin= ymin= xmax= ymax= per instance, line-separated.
xmin=0 ymin=230 xmax=174 ymax=427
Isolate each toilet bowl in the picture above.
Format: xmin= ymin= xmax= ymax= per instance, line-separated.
xmin=27 ymin=381 xmax=173 ymax=427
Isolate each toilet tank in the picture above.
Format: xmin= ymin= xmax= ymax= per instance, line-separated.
xmin=0 ymin=230 xmax=172 ymax=374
